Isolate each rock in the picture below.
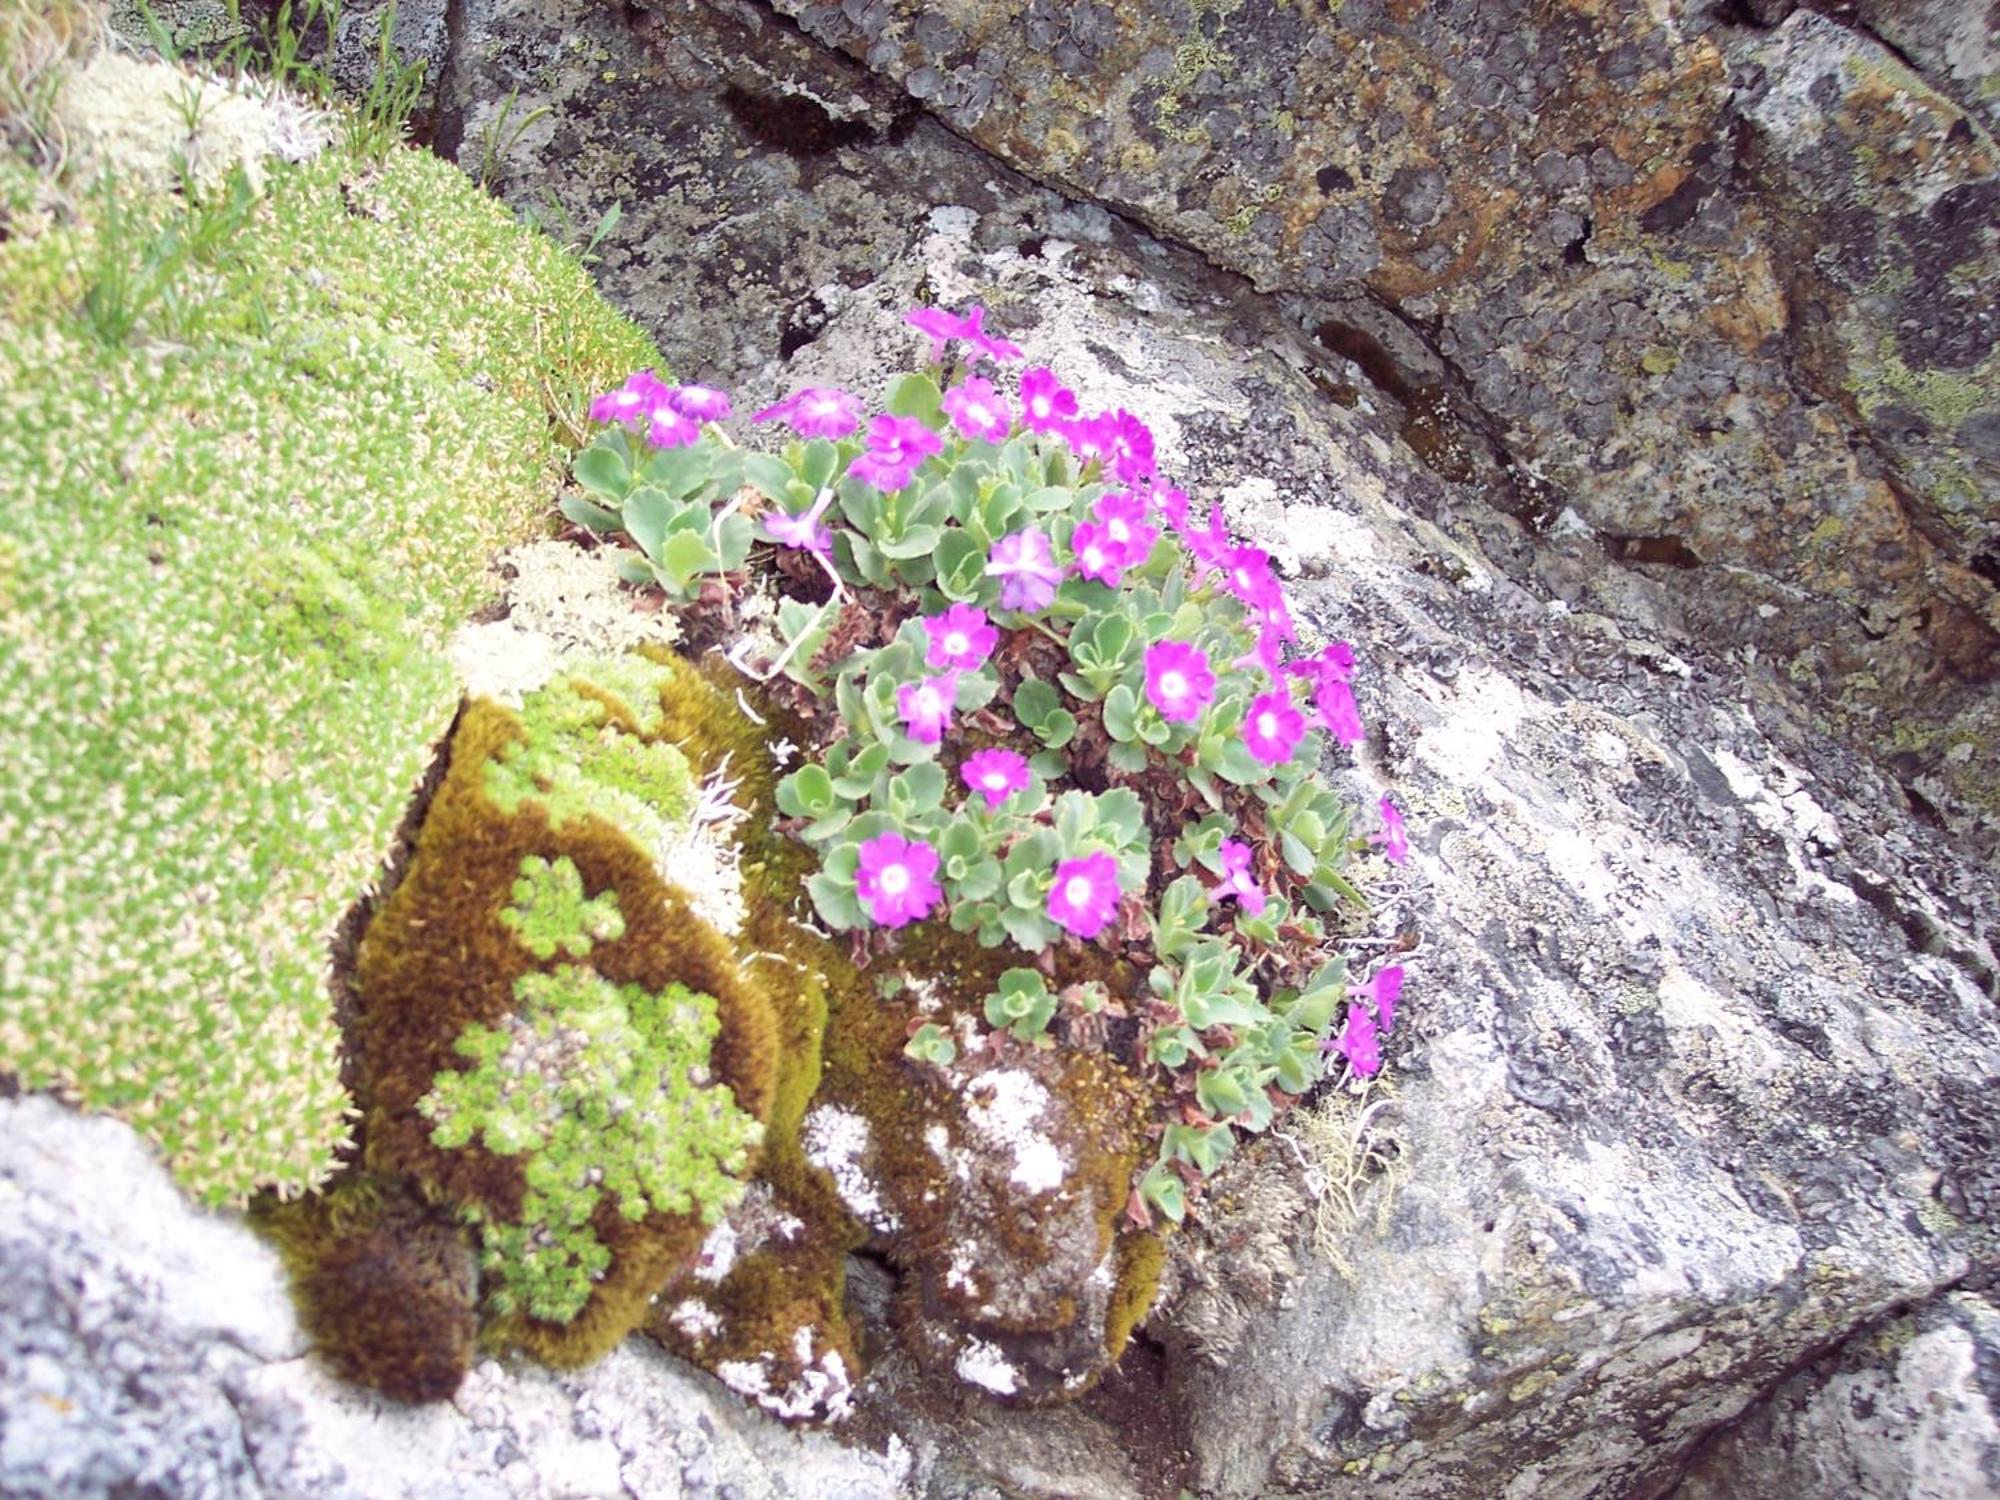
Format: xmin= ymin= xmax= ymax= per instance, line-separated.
xmin=1669 ymin=1293 xmax=2000 ymax=1500
xmin=705 ymin=0 xmax=2000 ymax=846
xmin=0 ymin=1095 xmax=911 ymax=1499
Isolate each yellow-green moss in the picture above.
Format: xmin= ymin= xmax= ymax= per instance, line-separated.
xmin=1103 ymin=1229 xmax=1169 ymax=1362
xmin=0 ymin=108 xmax=657 ymax=1203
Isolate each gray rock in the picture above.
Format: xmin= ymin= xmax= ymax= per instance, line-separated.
xmin=1670 ymin=1293 xmax=2000 ymax=1500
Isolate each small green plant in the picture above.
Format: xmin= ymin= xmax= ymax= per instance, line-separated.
xmin=475 ymin=84 xmax=549 ymax=188
xmin=499 ymin=855 xmax=626 ymax=960
xmin=1 ymin=0 xmax=92 ymax=171
xmin=419 ymin=967 xmax=763 ymax=1324
xmin=74 ymin=160 xmax=258 ymax=345
xmin=342 ymin=0 xmax=426 ymax=162
xmin=579 ymin=305 xmax=1416 ymax=1226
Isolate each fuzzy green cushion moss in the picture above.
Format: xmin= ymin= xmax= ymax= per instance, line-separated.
xmin=0 ymin=135 xmax=657 ymax=1204
xmin=422 ymin=967 xmax=762 ymax=1326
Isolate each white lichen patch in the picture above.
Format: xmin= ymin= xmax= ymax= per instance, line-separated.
xmin=60 ymin=52 xmax=331 ymax=196
xmin=715 ymin=1338 xmax=855 ymax=1423
xmin=668 ymin=1298 xmax=722 ymax=1343
xmin=803 ymin=1105 xmax=898 ymax=1232
xmin=963 ymin=1070 xmax=1067 ymax=1195
xmin=693 ymin=1220 xmax=740 ymax=1284
xmin=954 ymin=1338 xmax=1020 ymax=1396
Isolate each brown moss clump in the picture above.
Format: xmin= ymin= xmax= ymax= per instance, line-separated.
xmin=330 ymin=656 xmax=781 ymax=1374
xmin=254 ymin=1176 xmax=478 ymax=1403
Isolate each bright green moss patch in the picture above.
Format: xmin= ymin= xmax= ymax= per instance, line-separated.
xmin=499 ymin=855 xmax=627 ymax=960
xmin=423 ymin=968 xmax=762 ymax=1326
xmin=0 ymin=109 xmax=657 ymax=1203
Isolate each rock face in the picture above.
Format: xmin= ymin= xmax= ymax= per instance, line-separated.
xmin=1671 ymin=1291 xmax=2000 ymax=1500
xmin=0 ymin=1095 xmax=909 ymax=1499
xmin=723 ymin=0 xmax=2000 ymax=848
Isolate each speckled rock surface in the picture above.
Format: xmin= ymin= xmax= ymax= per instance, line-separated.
xmin=1668 ymin=1291 xmax=2000 ymax=1500
xmin=672 ymin=0 xmax=2000 ymax=847
xmin=0 ymin=1095 xmax=909 ymax=1499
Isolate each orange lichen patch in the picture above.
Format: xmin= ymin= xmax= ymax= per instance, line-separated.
xmin=1703 ymin=251 xmax=1790 ymax=353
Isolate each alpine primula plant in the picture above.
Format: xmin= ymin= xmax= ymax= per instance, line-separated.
xmin=571 ymin=305 xmax=1414 ymax=1225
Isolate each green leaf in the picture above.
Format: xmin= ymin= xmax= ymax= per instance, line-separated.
xmin=878 ymin=523 xmax=944 ymax=560
xmin=951 ymin=857 xmax=1003 ymax=902
xmin=1140 ymin=1162 xmax=1187 ymax=1225
xmin=1000 ymin=907 xmax=1053 ymax=951
xmin=1022 ymin=485 xmax=1076 ymax=513
xmin=1196 ymin=1067 xmax=1252 ymax=1118
xmin=1280 ymin=830 xmax=1316 ymax=877
xmin=1013 ymin=677 xmax=1061 ymax=727
xmin=622 ymin=486 xmax=676 ymax=561
xmin=743 ymin=452 xmax=795 ymax=504
xmin=1103 ymin=683 xmax=1138 ymax=742
xmin=935 ymin=529 xmax=987 ymax=600
xmin=886 ymin=372 xmax=945 ymax=426
xmin=1108 ymin=741 xmax=1149 ymax=774
xmin=558 ymin=493 xmax=624 ymax=533
xmin=777 ymin=764 xmax=836 ymax=817
xmin=573 ymin=441 xmax=631 ymax=500
xmin=644 ymin=443 xmax=713 ymax=501
xmin=904 ymin=1023 xmax=958 ymax=1067
xmin=656 ymin=530 xmax=720 ymax=594
xmin=1038 ymin=708 xmax=1078 ymax=750
xmin=891 ymin=761 xmax=947 ymax=816
xmin=613 ymin=553 xmax=655 ymax=588
xmin=799 ymin=439 xmax=840 ymax=491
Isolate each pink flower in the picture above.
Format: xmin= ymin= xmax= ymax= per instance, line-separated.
xmin=1143 ymin=640 xmax=1216 ymax=725
xmin=751 ymin=387 xmax=862 ymax=440
xmin=987 ymin=528 xmax=1065 ymax=612
xmin=961 ymin=747 xmax=1031 ymax=809
xmin=666 ymin=383 xmax=732 ymax=421
xmin=1283 ymin=639 xmax=1355 ymax=688
xmin=1063 ymin=412 xmax=1117 ymax=468
xmin=646 ymin=407 xmax=701 ymax=449
xmin=923 ymin=604 xmax=997 ymax=671
xmin=1314 ymin=676 xmax=1365 ymax=747
xmin=1149 ymin=483 xmax=1191 ymax=531
xmin=1323 ymin=1003 xmax=1381 ymax=1076
xmin=761 ymin=487 xmax=836 ymax=557
xmin=589 ymin=369 xmax=670 ymax=426
xmin=960 ymin=305 xmax=1024 ymax=364
xmin=1243 ymin=688 xmax=1306 ymax=766
xmin=1093 ymin=490 xmax=1158 ymax=564
xmin=1221 ymin=545 xmax=1282 ymax=612
xmin=1105 ymin=409 xmax=1155 ymax=483
xmin=907 ymin=304 xmax=970 ymax=363
xmin=942 ymin=376 xmax=1012 ymax=444
xmin=1047 ymin=850 xmax=1121 ymax=940
xmin=1354 ymin=965 xmax=1404 ymax=1032
xmin=856 ymin=833 xmax=942 ymax=929
xmin=1371 ymin=796 xmax=1409 ymax=864
xmin=1018 ymin=366 xmax=1077 ymax=434
xmin=1070 ymin=519 xmax=1129 ymax=588
xmin=848 ymin=414 xmax=944 ymax=492
xmin=1214 ymin=839 xmax=1267 ymax=916
xmin=896 ymin=671 xmax=960 ymax=745
xmin=1183 ymin=504 xmax=1233 ymax=581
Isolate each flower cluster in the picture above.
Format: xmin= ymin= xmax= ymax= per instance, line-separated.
xmin=581 ymin=304 xmax=1415 ymax=1224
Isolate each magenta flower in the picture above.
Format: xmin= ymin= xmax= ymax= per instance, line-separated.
xmin=1105 ymin=409 xmax=1156 ymax=483
xmin=1183 ymin=504 xmax=1233 ymax=580
xmin=1070 ymin=520 xmax=1129 ymax=588
xmin=1064 ymin=412 xmax=1117 ymax=468
xmin=923 ymin=604 xmax=997 ymax=671
xmin=1018 ymin=367 xmax=1078 ymax=434
xmin=1047 ymin=849 xmax=1122 ymax=940
xmin=1314 ymin=676 xmax=1365 ymax=747
xmin=1283 ymin=639 xmax=1356 ymax=688
xmin=666 ymin=383 xmax=732 ymax=421
xmin=761 ymin=487 xmax=835 ymax=557
xmin=1149 ymin=483 xmax=1191 ymax=531
xmin=1214 ymin=838 xmax=1268 ymax=917
xmin=897 ymin=670 xmax=960 ymax=745
xmin=1093 ymin=490 xmax=1158 ymax=564
xmin=855 ymin=832 xmax=943 ymax=929
xmin=589 ymin=369 xmax=670 ymax=427
xmin=1143 ymin=640 xmax=1216 ymax=725
xmin=907 ymin=304 xmax=971 ymax=363
xmin=750 ymin=387 xmax=862 ymax=440
xmin=942 ymin=376 xmax=1013 ymax=444
xmin=961 ymin=305 xmax=1024 ymax=364
xmin=1323 ymin=1002 xmax=1381 ymax=1076
xmin=848 ymin=414 xmax=944 ymax=492
xmin=1354 ymin=965 xmax=1404 ymax=1032
xmin=1221 ymin=545 xmax=1283 ymax=613
xmin=1370 ymin=796 xmax=1410 ymax=865
xmin=646 ymin=406 xmax=701 ymax=449
xmin=961 ymin=747 xmax=1031 ymax=809
xmin=987 ymin=528 xmax=1065 ymax=612
xmin=1243 ymin=688 xmax=1306 ymax=766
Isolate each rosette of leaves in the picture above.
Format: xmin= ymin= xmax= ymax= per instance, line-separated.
xmin=566 ymin=428 xmax=753 ymax=598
